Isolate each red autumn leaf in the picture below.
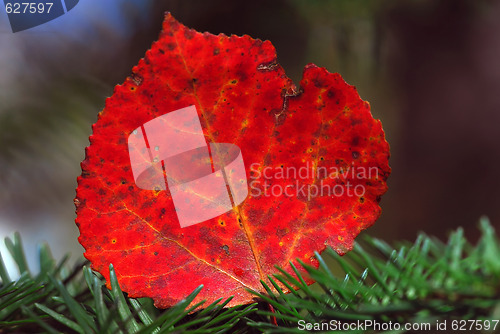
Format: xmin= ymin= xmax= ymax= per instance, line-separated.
xmin=75 ymin=13 xmax=390 ymax=308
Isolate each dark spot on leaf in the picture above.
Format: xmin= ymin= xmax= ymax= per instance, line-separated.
xmin=184 ymin=29 xmax=194 ymax=39
xmin=351 ymin=118 xmax=362 ymax=126
xmin=236 ymin=70 xmax=248 ymax=82
xmin=352 ymin=151 xmax=360 ymax=159
xmin=222 ymin=245 xmax=229 ymax=256
xmin=313 ymin=77 xmax=325 ymax=88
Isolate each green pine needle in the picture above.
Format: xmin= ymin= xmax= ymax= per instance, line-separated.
xmin=0 ymin=217 xmax=499 ymax=333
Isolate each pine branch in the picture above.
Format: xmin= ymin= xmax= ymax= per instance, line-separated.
xmin=1 ymin=218 xmax=499 ymax=333
xmin=249 ymin=217 xmax=500 ymax=333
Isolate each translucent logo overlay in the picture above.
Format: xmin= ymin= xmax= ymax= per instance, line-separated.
xmin=128 ymin=105 xmax=248 ymax=228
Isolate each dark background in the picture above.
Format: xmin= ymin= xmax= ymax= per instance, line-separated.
xmin=1 ymin=0 xmax=499 ymax=272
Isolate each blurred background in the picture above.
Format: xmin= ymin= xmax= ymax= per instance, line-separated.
xmin=1 ymin=0 xmax=499 ymax=274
